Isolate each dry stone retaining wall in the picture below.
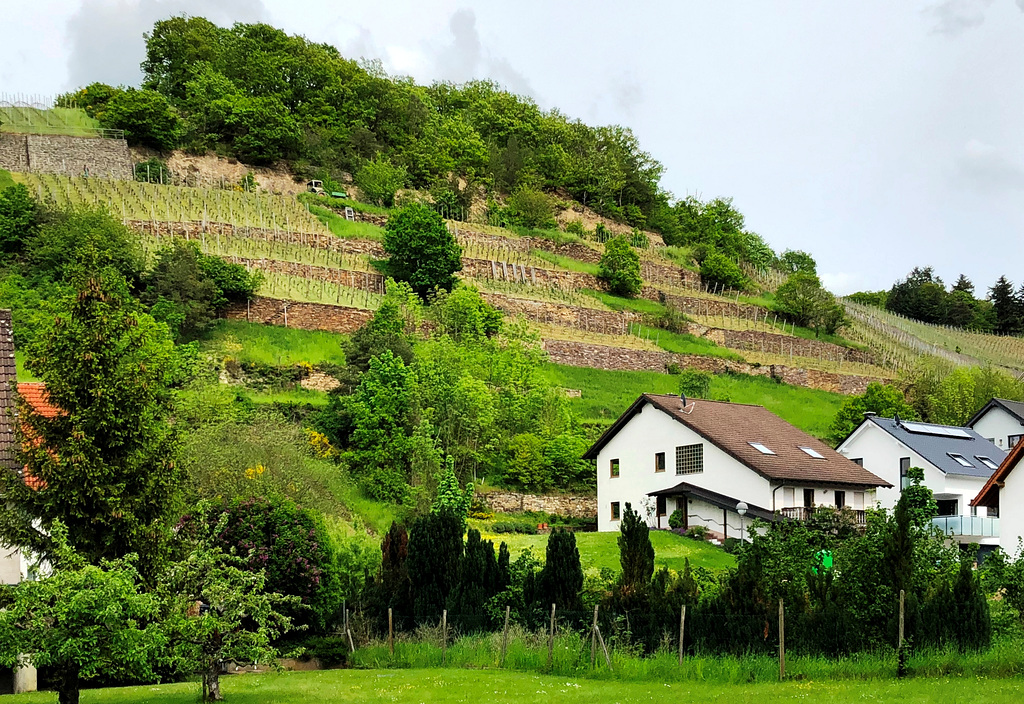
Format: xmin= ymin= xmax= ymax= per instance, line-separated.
xmin=483 ymin=492 xmax=597 ymax=518
xmin=0 ymin=134 xmax=132 ymax=179
xmin=687 ymin=324 xmax=875 ymax=365
xmin=482 ymin=292 xmax=640 ymax=334
xmin=223 ymin=296 xmax=373 ymax=333
xmin=541 ymin=339 xmax=882 ymax=395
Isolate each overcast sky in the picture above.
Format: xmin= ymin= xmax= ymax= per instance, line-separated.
xmin=3 ymin=0 xmax=1024 ymax=295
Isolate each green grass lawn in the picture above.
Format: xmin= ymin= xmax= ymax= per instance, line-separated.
xmin=531 ymin=249 xmax=600 ymax=275
xmin=472 ymin=525 xmax=735 ymax=572
xmin=197 ymin=320 xmax=348 ymax=366
xmin=541 ymin=363 xmax=845 ymax=439
xmin=582 ymin=289 xmax=667 ymax=315
xmin=7 ymin=668 xmax=1024 ymax=704
xmin=307 ymin=204 xmax=386 ymax=241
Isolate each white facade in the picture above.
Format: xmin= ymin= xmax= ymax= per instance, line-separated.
xmin=595 ymin=403 xmax=875 ymax=534
xmin=1001 ymin=466 xmax=1024 ymax=555
xmin=970 ymin=405 xmax=1024 ymax=452
xmin=0 ymin=545 xmax=29 ymax=585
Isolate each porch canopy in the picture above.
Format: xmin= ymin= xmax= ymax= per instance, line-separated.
xmin=648 ymin=481 xmax=779 ymax=522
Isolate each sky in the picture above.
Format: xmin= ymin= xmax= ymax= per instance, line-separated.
xmin=3 ymin=0 xmax=1024 ymax=295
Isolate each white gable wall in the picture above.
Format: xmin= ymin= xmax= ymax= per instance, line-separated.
xmin=839 ymin=422 xmax=941 ymax=510
xmin=596 ymin=402 xmax=771 ymax=532
xmin=1000 ymin=466 xmax=1024 ymax=555
xmin=971 ymin=407 xmax=1024 ymax=452
xmin=0 ymin=545 xmax=26 ymax=585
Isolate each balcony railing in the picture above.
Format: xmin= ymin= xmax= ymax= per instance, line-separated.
xmin=931 ymin=516 xmax=999 ymax=538
xmin=779 ymin=507 xmax=867 ymax=525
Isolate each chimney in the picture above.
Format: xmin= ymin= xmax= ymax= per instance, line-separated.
xmin=863 ymin=411 xmax=877 ymax=418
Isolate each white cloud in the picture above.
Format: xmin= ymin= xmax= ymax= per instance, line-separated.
xmin=924 ymin=0 xmax=995 ymax=37
xmin=957 ymin=138 xmax=1024 ymax=192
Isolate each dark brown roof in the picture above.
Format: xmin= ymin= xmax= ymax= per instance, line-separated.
xmin=971 ymin=437 xmax=1024 ymax=508
xmin=584 ymin=394 xmax=891 ymax=489
xmin=0 ymin=310 xmax=16 ymax=472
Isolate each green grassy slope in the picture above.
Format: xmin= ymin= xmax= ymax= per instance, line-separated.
xmin=7 ymin=668 xmax=1024 ymax=703
xmin=474 ymin=526 xmax=735 ymax=572
xmin=0 ymin=106 xmax=101 ymax=136
xmin=197 ymin=320 xmax=348 ymax=366
xmin=541 ymin=363 xmax=845 ymax=439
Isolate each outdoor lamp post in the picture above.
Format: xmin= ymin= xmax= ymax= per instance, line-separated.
xmin=736 ymin=501 xmax=748 ymax=542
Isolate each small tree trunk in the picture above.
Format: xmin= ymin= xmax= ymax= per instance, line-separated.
xmin=204 ymin=663 xmax=223 ymax=702
xmin=57 ymin=667 xmax=80 ymax=704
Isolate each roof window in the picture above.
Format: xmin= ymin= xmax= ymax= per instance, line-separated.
xmin=947 ymin=452 xmax=974 ymax=468
xmin=799 ymin=446 xmax=826 ymax=459
xmin=975 ymin=456 xmax=999 ymax=470
xmin=749 ymin=442 xmax=776 ymax=455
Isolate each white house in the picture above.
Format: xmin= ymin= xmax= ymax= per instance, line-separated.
xmin=967 ymin=398 xmax=1024 ymax=452
xmin=585 ymin=394 xmax=889 ymax=536
xmin=971 ymin=441 xmax=1024 ymax=555
xmin=836 ymin=414 xmax=1005 ymax=546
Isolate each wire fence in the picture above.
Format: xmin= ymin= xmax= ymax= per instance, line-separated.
xmin=0 ymin=93 xmax=124 ymax=140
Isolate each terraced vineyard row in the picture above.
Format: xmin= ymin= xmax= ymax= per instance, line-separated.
xmin=14 ymin=173 xmax=328 ymax=235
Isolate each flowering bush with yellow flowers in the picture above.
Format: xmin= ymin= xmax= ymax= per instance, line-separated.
xmin=305 ymin=429 xmax=338 ymax=459
xmin=244 ymin=464 xmax=267 ymax=480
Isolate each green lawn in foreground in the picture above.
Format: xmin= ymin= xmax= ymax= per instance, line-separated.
xmin=5 ymin=668 xmax=1024 ymax=704
xmin=198 ymin=320 xmax=348 ymax=367
xmin=473 ymin=525 xmax=735 ymax=572
xmin=541 ymin=363 xmax=845 ymax=440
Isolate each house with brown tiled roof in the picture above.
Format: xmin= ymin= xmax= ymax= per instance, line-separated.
xmin=584 ymin=394 xmax=890 ymax=536
xmin=971 ymin=440 xmax=1024 ymax=555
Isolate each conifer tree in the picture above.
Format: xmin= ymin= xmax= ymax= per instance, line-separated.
xmin=537 ymin=528 xmax=584 ymax=613
xmin=406 ymin=510 xmax=464 ymax=624
xmin=618 ymin=502 xmax=655 ymax=596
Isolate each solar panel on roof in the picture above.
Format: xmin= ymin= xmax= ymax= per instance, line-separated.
xmin=900 ymin=422 xmax=971 ymax=438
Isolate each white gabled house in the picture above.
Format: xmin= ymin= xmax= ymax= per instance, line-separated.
xmin=972 ymin=440 xmax=1024 ymax=555
xmin=836 ymin=414 xmax=1006 ymax=546
xmin=967 ymin=398 xmax=1024 ymax=452
xmin=585 ymin=394 xmax=890 ymax=536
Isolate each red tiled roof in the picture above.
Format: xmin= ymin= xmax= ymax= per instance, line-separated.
xmin=971 ymin=438 xmax=1024 ymax=507
xmin=17 ymin=382 xmax=61 ymax=490
xmin=585 ymin=394 xmax=891 ymax=489
xmin=18 ymin=382 xmax=59 ymax=418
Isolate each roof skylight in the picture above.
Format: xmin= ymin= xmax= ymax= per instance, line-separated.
xmin=799 ymin=446 xmax=826 ymax=459
xmin=975 ymin=456 xmax=999 ymax=470
xmin=947 ymin=452 xmax=974 ymax=468
xmin=749 ymin=442 xmax=776 ymax=455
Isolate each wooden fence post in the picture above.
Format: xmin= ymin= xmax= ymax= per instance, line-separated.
xmin=595 ymin=622 xmax=613 ymax=670
xmin=547 ymin=603 xmax=556 ymax=669
xmin=591 ymin=604 xmax=598 ymax=669
xmin=500 ymin=605 xmax=510 ymax=667
xmin=897 ymin=589 xmax=906 ymax=678
xmin=388 ymin=608 xmax=394 ymax=656
xmin=678 ymin=605 xmax=686 ymax=665
xmin=442 ymin=610 xmax=448 ymax=666
xmin=778 ymin=598 xmax=785 ymax=681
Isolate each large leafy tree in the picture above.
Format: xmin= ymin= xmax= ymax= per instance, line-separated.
xmin=158 ymin=542 xmax=297 ymax=702
xmin=383 ymin=203 xmax=463 ymax=298
xmin=597 ymin=235 xmax=643 ymax=297
xmin=0 ymin=269 xmax=180 ymax=576
xmin=99 ymin=88 xmax=182 ymax=151
xmin=829 ymin=382 xmax=917 ymax=442
xmin=774 ymin=272 xmax=845 ymax=336
xmin=0 ymin=524 xmax=165 ymax=704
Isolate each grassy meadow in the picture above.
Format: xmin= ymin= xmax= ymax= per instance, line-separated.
xmin=198 ymin=320 xmax=348 ymax=367
xmin=473 ymin=524 xmax=735 ymax=572
xmin=6 ymin=667 xmax=1024 ymax=704
xmin=541 ymin=363 xmax=846 ymax=439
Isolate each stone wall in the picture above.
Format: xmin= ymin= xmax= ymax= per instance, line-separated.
xmin=128 ymin=219 xmax=383 ymax=256
xmin=541 ymin=339 xmax=882 ymax=395
xmin=0 ymin=134 xmax=132 ymax=180
xmin=223 ymin=296 xmax=373 ymax=333
xmin=482 ymin=292 xmax=640 ymax=334
xmin=0 ymin=135 xmax=29 ymax=172
xmin=482 ymin=491 xmax=597 ymax=518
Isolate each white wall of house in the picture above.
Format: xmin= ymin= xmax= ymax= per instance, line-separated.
xmin=999 ymin=467 xmax=1024 ymax=555
xmin=971 ymin=408 xmax=1024 ymax=452
xmin=0 ymin=545 xmax=26 ymax=585
xmin=596 ymin=403 xmax=771 ymax=532
xmin=838 ymin=423 xmax=936 ymax=510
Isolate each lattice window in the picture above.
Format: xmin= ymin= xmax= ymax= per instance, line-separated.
xmin=675 ymin=444 xmax=703 ymax=475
